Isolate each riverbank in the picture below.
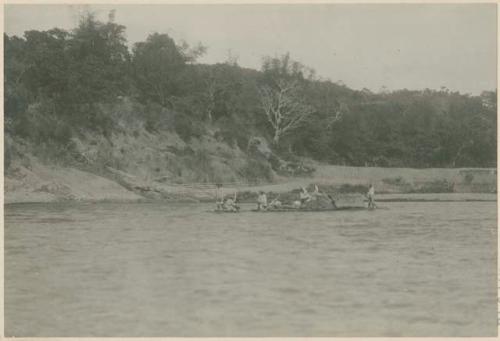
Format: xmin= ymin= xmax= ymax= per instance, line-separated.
xmin=4 ymin=160 xmax=497 ymax=204
xmin=4 ymin=162 xmax=144 ymax=204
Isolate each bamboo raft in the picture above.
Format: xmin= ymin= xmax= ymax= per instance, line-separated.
xmin=209 ymin=206 xmax=381 ymax=213
xmin=250 ymin=206 xmax=374 ymax=212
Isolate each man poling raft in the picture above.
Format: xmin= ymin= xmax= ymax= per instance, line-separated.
xmin=214 ymin=183 xmax=240 ymax=212
xmin=366 ymin=183 xmax=376 ymax=209
xmin=256 ymin=191 xmax=267 ymax=211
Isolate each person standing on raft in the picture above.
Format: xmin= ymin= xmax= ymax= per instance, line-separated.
xmin=257 ymin=191 xmax=268 ymax=211
xmin=367 ymin=184 xmax=376 ymax=208
xmin=215 ymin=183 xmax=224 ymax=210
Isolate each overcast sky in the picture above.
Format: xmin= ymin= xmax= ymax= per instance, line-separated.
xmin=5 ymin=4 xmax=497 ymax=95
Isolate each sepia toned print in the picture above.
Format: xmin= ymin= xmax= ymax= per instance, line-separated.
xmin=3 ymin=3 xmax=497 ymax=337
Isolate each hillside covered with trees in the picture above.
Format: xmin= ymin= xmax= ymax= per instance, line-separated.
xmin=5 ymin=13 xmax=497 ymax=188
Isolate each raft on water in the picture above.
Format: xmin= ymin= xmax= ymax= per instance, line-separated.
xmin=250 ymin=206 xmax=374 ymax=212
xmin=209 ymin=192 xmax=372 ymax=213
xmin=210 ymin=209 xmax=240 ymax=213
xmin=249 ymin=192 xmax=367 ymax=212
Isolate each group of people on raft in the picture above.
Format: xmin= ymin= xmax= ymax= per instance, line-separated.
xmin=256 ymin=185 xmax=334 ymax=211
xmin=215 ymin=183 xmax=376 ymax=212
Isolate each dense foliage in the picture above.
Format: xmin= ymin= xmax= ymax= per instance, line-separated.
xmin=5 ymin=12 xmax=497 ymax=169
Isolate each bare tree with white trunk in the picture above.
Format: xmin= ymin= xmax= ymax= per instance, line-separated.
xmin=258 ymin=53 xmax=346 ymax=145
xmin=259 ymin=78 xmax=316 ymax=145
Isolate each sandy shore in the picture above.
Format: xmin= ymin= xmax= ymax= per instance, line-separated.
xmin=4 ymin=161 xmax=497 ymax=204
xmin=4 ymin=162 xmax=144 ymax=204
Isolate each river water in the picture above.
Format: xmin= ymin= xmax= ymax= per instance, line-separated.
xmin=5 ymin=201 xmax=497 ymax=336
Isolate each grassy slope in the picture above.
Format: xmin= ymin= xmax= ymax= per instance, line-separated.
xmin=4 ymin=99 xmax=496 ymax=204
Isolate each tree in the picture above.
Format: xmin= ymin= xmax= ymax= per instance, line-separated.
xmin=132 ymin=33 xmax=205 ymax=108
xmin=4 ymin=34 xmax=30 ymax=126
xmin=22 ymin=28 xmax=70 ymax=102
xmin=4 ymin=11 xmax=132 ymax=137
xmin=259 ymin=80 xmax=315 ymax=145
xmin=204 ymin=71 xmax=217 ymax=122
xmin=67 ymin=12 xmax=130 ymax=105
xmin=258 ymin=53 xmax=316 ymax=145
xmin=200 ymin=63 xmax=242 ymax=123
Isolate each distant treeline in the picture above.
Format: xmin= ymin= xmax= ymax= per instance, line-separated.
xmin=5 ymin=12 xmax=497 ymax=169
